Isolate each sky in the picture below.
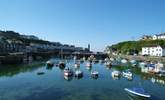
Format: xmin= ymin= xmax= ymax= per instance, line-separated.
xmin=0 ymin=0 xmax=165 ymax=51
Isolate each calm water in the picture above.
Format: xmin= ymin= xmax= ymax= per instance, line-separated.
xmin=0 ymin=60 xmax=165 ymax=100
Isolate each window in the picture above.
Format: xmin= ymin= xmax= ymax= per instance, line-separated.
xmin=159 ymin=49 xmax=161 ymax=51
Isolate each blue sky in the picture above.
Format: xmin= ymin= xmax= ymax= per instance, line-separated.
xmin=0 ymin=0 xmax=165 ymax=51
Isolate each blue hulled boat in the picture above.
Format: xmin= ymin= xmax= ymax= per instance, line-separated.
xmin=125 ymin=87 xmax=151 ymax=98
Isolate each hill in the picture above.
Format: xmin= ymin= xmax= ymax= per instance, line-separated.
xmin=106 ymin=40 xmax=165 ymax=55
xmin=0 ymin=30 xmax=50 ymax=45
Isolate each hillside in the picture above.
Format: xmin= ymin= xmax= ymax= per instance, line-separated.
xmin=106 ymin=40 xmax=165 ymax=55
xmin=0 ymin=30 xmax=50 ymax=45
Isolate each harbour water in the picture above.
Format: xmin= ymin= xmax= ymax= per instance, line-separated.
xmin=0 ymin=60 xmax=165 ymax=100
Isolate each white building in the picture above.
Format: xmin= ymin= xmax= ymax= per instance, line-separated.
xmin=142 ymin=45 xmax=165 ymax=57
xmin=153 ymin=33 xmax=165 ymax=40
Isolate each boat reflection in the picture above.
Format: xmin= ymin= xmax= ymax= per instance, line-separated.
xmin=112 ymin=76 xmax=120 ymax=80
xmin=46 ymin=66 xmax=53 ymax=70
xmin=127 ymin=94 xmax=149 ymax=100
xmin=64 ymin=76 xmax=73 ymax=81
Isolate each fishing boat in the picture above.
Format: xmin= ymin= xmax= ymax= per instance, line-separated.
xmin=124 ymin=87 xmax=151 ymax=98
xmin=64 ymin=67 xmax=73 ymax=77
xmin=112 ymin=70 xmax=121 ymax=77
xmin=75 ymin=70 xmax=83 ymax=78
xmin=91 ymin=71 xmax=99 ymax=78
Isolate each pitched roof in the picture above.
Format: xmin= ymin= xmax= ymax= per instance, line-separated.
xmin=143 ymin=45 xmax=165 ymax=49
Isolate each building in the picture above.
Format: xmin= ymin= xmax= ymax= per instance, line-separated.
xmin=21 ymin=35 xmax=39 ymax=40
xmin=153 ymin=33 xmax=165 ymax=40
xmin=141 ymin=35 xmax=152 ymax=40
xmin=88 ymin=44 xmax=90 ymax=51
xmin=142 ymin=45 xmax=165 ymax=57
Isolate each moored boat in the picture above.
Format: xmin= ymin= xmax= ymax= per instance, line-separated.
xmin=91 ymin=71 xmax=99 ymax=78
xmin=139 ymin=62 xmax=147 ymax=68
xmin=121 ymin=59 xmax=128 ymax=64
xmin=46 ymin=60 xmax=54 ymax=67
xmin=105 ymin=61 xmax=112 ymax=67
xmin=59 ymin=61 xmax=66 ymax=70
xmin=124 ymin=87 xmax=151 ymax=98
xmin=86 ymin=62 xmax=92 ymax=67
xmin=64 ymin=67 xmax=73 ymax=77
xmin=122 ymin=69 xmax=133 ymax=78
xmin=75 ymin=70 xmax=83 ymax=78
xmin=130 ymin=60 xmax=136 ymax=64
xmin=112 ymin=70 xmax=121 ymax=77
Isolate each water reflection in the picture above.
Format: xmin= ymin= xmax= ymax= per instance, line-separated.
xmin=64 ymin=76 xmax=73 ymax=81
xmin=112 ymin=76 xmax=120 ymax=80
xmin=37 ymin=72 xmax=45 ymax=75
xmin=0 ymin=62 xmax=44 ymax=77
xmin=0 ymin=60 xmax=165 ymax=100
xmin=46 ymin=65 xmax=54 ymax=70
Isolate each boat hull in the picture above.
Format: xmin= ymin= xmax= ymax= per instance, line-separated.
xmin=125 ymin=88 xmax=151 ymax=98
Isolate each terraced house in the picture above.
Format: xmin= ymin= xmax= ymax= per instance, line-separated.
xmin=142 ymin=45 xmax=165 ymax=57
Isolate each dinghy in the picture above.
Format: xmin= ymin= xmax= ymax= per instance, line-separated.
xmin=124 ymin=87 xmax=151 ymax=98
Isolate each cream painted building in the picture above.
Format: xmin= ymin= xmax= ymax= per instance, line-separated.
xmin=142 ymin=45 xmax=165 ymax=57
xmin=153 ymin=34 xmax=165 ymax=40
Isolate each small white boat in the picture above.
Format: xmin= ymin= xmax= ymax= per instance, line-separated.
xmin=122 ymin=70 xmax=133 ymax=77
xmin=112 ymin=71 xmax=121 ymax=77
xmin=83 ymin=57 xmax=86 ymax=61
xmin=125 ymin=87 xmax=151 ymax=98
xmin=139 ymin=62 xmax=147 ymax=68
xmin=105 ymin=61 xmax=112 ymax=67
xmin=121 ymin=59 xmax=128 ymax=64
xmin=75 ymin=70 xmax=83 ymax=77
xmin=132 ymin=63 xmax=137 ymax=67
xmin=104 ymin=58 xmax=109 ymax=62
xmin=91 ymin=71 xmax=99 ymax=77
xmin=46 ymin=61 xmax=54 ymax=67
xmin=110 ymin=57 xmax=115 ymax=61
xmin=64 ymin=67 xmax=73 ymax=77
xmin=130 ymin=60 xmax=136 ymax=64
